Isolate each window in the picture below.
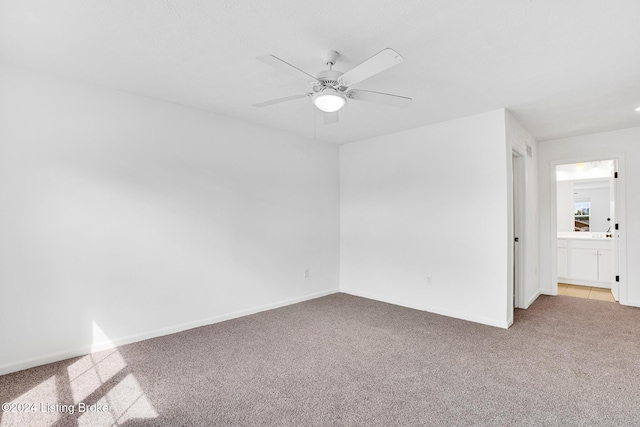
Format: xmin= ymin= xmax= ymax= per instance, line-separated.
xmin=574 ymin=200 xmax=590 ymax=231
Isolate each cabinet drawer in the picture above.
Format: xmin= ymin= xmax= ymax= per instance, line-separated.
xmin=557 ymin=239 xmax=568 ymax=249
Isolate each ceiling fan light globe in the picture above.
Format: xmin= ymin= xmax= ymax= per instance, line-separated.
xmin=312 ymin=89 xmax=346 ymax=113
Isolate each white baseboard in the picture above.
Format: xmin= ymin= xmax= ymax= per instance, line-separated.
xmin=621 ymin=298 xmax=640 ymax=308
xmin=0 ymin=288 xmax=339 ymax=376
xmin=525 ymin=290 xmax=542 ymax=308
xmin=341 ymin=289 xmax=510 ymax=329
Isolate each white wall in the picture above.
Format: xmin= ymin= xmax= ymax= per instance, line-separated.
xmin=538 ymin=127 xmax=640 ymax=306
xmin=556 ymin=181 xmax=574 ymax=232
xmin=0 ymin=66 xmax=340 ymax=374
xmin=340 ymin=109 xmax=515 ymax=328
xmin=505 ymin=111 xmax=540 ymax=311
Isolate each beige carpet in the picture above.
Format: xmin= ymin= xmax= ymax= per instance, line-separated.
xmin=1 ymin=293 xmax=640 ymax=426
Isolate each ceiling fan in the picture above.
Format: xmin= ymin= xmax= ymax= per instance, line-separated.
xmin=253 ymin=48 xmax=412 ymax=124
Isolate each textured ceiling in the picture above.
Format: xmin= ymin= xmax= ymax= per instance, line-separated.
xmin=1 ymin=0 xmax=640 ymax=144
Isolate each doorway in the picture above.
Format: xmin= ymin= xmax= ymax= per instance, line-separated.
xmin=552 ymin=158 xmax=626 ymax=304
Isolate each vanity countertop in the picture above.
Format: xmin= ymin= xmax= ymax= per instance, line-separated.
xmin=557 ymin=232 xmax=612 ymax=241
xmin=558 ymin=236 xmax=612 ymax=241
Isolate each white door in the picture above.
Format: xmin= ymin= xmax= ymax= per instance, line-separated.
xmin=513 ymin=154 xmax=519 ymax=308
xmin=610 ymin=165 xmax=619 ymax=300
xmin=511 ymin=152 xmax=526 ymax=310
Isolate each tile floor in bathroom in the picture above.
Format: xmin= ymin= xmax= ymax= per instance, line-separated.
xmin=557 ymin=283 xmax=616 ymax=302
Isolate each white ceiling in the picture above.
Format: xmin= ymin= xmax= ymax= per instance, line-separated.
xmin=1 ymin=0 xmax=640 ymax=144
xmin=556 ymin=160 xmax=614 ymax=181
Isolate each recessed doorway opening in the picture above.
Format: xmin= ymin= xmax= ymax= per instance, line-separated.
xmin=552 ymin=158 xmax=626 ymax=304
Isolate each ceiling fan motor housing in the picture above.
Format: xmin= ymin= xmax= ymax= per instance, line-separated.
xmin=314 ymin=69 xmax=345 ymax=92
xmin=313 ymin=68 xmax=348 ymax=112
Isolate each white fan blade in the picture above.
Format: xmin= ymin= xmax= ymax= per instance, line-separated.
xmin=339 ymin=48 xmax=403 ymax=87
xmin=257 ymin=54 xmax=319 ymax=83
xmin=253 ymin=94 xmax=310 ymax=107
xmin=347 ymin=89 xmax=412 ymax=108
xmin=324 ymin=111 xmax=339 ymax=125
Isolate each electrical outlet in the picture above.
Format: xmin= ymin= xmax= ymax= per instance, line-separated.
xmin=426 ymin=276 xmax=432 ymax=286
xmin=304 ymin=268 xmax=310 ymax=278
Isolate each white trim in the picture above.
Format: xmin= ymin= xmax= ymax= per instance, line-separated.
xmin=525 ymin=290 xmax=542 ymax=308
xmin=513 ymin=150 xmax=527 ymax=310
xmin=623 ymin=299 xmax=640 ymax=308
xmin=0 ymin=289 xmax=339 ymax=376
xmin=617 ymin=156 xmax=628 ymax=305
xmin=342 ymin=288 xmax=510 ymax=329
xmin=548 ymin=161 xmax=558 ymax=295
xmin=507 ymin=147 xmax=526 ymax=326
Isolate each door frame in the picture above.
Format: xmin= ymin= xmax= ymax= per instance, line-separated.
xmin=509 ymin=149 xmax=527 ymax=318
xmin=549 ymin=154 xmax=627 ymax=304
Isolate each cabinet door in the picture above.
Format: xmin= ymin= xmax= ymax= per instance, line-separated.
xmin=557 ymin=247 xmax=569 ymax=279
xmin=571 ymin=248 xmax=598 ymax=281
xmin=598 ymin=249 xmax=612 ymax=283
